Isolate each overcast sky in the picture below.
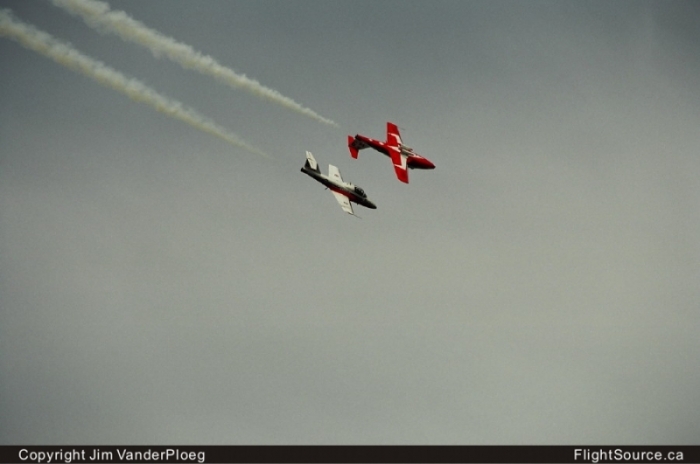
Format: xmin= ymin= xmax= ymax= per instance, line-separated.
xmin=1 ymin=0 xmax=699 ymax=445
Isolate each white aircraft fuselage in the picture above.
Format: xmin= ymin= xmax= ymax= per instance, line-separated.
xmin=301 ymin=152 xmax=376 ymax=214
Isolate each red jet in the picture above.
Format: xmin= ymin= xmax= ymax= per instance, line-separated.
xmin=348 ymin=122 xmax=435 ymax=183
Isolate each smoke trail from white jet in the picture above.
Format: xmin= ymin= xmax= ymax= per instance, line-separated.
xmin=50 ymin=0 xmax=339 ymax=127
xmin=0 ymin=10 xmax=267 ymax=158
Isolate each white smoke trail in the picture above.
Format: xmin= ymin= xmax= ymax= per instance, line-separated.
xmin=50 ymin=0 xmax=339 ymax=127
xmin=0 ymin=10 xmax=267 ymax=158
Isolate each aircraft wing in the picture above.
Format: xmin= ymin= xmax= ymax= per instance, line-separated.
xmin=331 ymin=191 xmax=355 ymax=215
xmin=328 ymin=164 xmax=343 ymax=183
xmin=390 ymin=149 xmax=409 ymax=183
xmin=327 ymin=165 xmax=358 ymax=215
xmin=386 ymin=122 xmax=402 ymax=148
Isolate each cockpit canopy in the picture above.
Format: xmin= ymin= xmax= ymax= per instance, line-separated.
xmin=400 ymin=144 xmax=414 ymax=154
xmin=354 ymin=186 xmax=366 ymax=197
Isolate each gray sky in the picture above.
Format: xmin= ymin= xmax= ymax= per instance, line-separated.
xmin=1 ymin=0 xmax=699 ymax=444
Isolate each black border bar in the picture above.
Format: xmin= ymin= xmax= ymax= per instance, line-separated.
xmin=1 ymin=446 xmax=697 ymax=464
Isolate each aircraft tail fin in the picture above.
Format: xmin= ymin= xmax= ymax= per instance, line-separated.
xmin=348 ymin=136 xmax=360 ymax=159
xmin=304 ymin=151 xmax=320 ymax=173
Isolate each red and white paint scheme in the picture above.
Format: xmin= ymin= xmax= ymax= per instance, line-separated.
xmin=301 ymin=151 xmax=376 ymax=216
xmin=348 ymin=122 xmax=435 ymax=183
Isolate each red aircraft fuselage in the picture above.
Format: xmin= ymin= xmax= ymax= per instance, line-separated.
xmin=348 ymin=122 xmax=435 ymax=183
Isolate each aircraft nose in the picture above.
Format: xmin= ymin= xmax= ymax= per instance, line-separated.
xmin=367 ymin=200 xmax=377 ymax=209
xmin=411 ymin=156 xmax=435 ymax=169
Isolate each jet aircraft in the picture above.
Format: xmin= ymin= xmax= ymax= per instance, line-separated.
xmin=301 ymin=151 xmax=376 ymax=216
xmin=348 ymin=122 xmax=435 ymax=183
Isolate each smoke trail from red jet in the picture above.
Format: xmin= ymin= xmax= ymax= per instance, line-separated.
xmin=0 ymin=10 xmax=268 ymax=158
xmin=50 ymin=0 xmax=338 ymax=127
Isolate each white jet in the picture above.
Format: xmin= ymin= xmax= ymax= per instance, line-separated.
xmin=300 ymin=151 xmax=377 ymax=216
